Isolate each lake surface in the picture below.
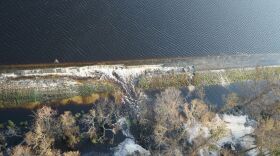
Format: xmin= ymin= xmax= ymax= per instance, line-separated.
xmin=1 ymin=0 xmax=280 ymax=65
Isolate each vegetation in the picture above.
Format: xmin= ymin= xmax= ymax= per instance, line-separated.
xmin=1 ymin=65 xmax=280 ymax=155
xmin=1 ymin=83 xmax=280 ymax=155
xmin=0 ymin=133 xmax=5 ymax=156
xmin=137 ymin=88 xmax=227 ymax=155
xmin=80 ymin=101 xmax=122 ymax=144
xmin=0 ymin=89 xmax=42 ymax=108
xmin=4 ymin=104 xmax=115 ymax=155
xmin=0 ymin=98 xmax=126 ymax=156
xmin=137 ymin=73 xmax=191 ymax=90
xmin=0 ymin=80 xmax=123 ymax=109
xmin=193 ymin=66 xmax=280 ymax=86
xmin=254 ymin=119 xmax=280 ymax=155
xmin=137 ymin=66 xmax=280 ymax=90
xmin=219 ymin=77 xmax=280 ymax=155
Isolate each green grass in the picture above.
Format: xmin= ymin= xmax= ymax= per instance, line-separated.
xmin=0 ymin=89 xmax=42 ymax=108
xmin=137 ymin=73 xmax=191 ymax=90
xmin=78 ymin=82 xmax=116 ymax=96
xmin=0 ymin=81 xmax=122 ymax=109
xmin=137 ymin=67 xmax=280 ymax=90
xmin=1 ymin=66 xmax=279 ymax=108
xmin=194 ymin=67 xmax=280 ymax=86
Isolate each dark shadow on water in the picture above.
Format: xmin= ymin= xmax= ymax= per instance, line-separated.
xmin=0 ymin=103 xmax=95 ymax=124
xmin=0 ymin=108 xmax=33 ymax=124
xmin=204 ymin=85 xmax=230 ymax=108
xmin=203 ymin=81 xmax=269 ymax=109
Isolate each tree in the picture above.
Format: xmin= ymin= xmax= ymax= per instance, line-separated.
xmin=24 ymin=106 xmax=62 ymax=156
xmin=59 ymin=111 xmax=80 ymax=148
xmin=11 ymin=145 xmax=33 ymax=156
xmin=138 ymin=88 xmax=226 ymax=155
xmin=81 ymin=101 xmax=121 ymax=144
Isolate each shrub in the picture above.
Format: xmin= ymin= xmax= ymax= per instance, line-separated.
xmin=254 ymin=119 xmax=280 ymax=155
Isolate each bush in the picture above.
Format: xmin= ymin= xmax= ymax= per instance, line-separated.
xmin=254 ymin=119 xmax=280 ymax=155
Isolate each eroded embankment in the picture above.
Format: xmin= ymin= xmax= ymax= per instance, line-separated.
xmin=0 ymin=63 xmax=280 ymax=109
xmin=0 ymin=64 xmax=193 ymax=108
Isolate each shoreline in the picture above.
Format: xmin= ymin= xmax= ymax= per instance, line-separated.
xmin=1 ymin=54 xmax=280 ymax=109
xmin=1 ymin=53 xmax=280 ymax=71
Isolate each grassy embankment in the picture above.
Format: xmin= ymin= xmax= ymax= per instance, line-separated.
xmin=193 ymin=66 xmax=280 ymax=86
xmin=137 ymin=66 xmax=280 ymax=90
xmin=137 ymin=73 xmax=191 ymax=90
xmin=0 ymin=80 xmax=123 ymax=109
xmin=1 ymin=66 xmax=279 ymax=109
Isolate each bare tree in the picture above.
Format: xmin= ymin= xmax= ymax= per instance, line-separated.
xmin=138 ymin=88 xmax=226 ymax=156
xmin=59 ymin=111 xmax=80 ymax=148
xmin=24 ymin=106 xmax=62 ymax=156
xmin=11 ymin=145 xmax=33 ymax=156
xmin=81 ymin=101 xmax=121 ymax=144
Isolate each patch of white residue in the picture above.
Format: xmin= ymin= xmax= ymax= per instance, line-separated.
xmin=188 ymin=85 xmax=196 ymax=93
xmin=222 ymin=115 xmax=254 ymax=140
xmin=0 ymin=78 xmax=80 ymax=90
xmin=114 ymin=138 xmax=150 ymax=156
xmin=185 ymin=122 xmax=210 ymax=143
xmin=217 ymin=115 xmax=256 ymax=155
xmin=183 ymin=114 xmax=256 ymax=156
xmin=218 ymin=72 xmax=230 ymax=86
xmin=114 ymin=117 xmax=150 ymax=156
xmin=0 ymin=64 xmax=186 ymax=81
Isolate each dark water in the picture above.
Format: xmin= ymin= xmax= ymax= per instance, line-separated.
xmin=0 ymin=104 xmax=125 ymax=154
xmin=1 ymin=0 xmax=280 ymax=65
xmin=204 ymin=81 xmax=268 ymax=108
xmin=0 ymin=104 xmax=94 ymax=124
